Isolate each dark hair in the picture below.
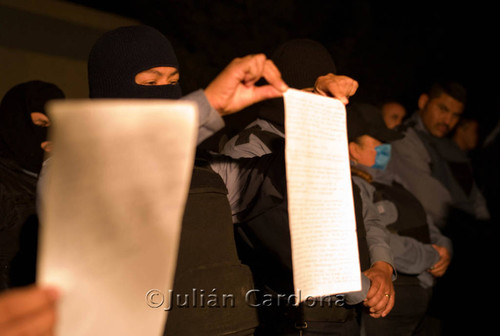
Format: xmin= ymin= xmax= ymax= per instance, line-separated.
xmin=427 ymin=80 xmax=467 ymax=105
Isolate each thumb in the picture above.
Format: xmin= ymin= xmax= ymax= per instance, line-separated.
xmin=250 ymin=85 xmax=284 ymax=104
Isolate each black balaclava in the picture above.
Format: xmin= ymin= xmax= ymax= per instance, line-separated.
xmin=0 ymin=81 xmax=65 ymax=174
xmin=88 ymin=25 xmax=182 ymax=99
xmin=257 ymin=38 xmax=337 ymax=129
xmin=272 ymin=38 xmax=337 ymax=90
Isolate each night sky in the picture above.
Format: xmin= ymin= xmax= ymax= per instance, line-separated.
xmin=65 ymin=0 xmax=499 ymax=138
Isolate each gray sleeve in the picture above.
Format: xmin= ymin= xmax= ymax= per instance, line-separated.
xmin=388 ymin=233 xmax=440 ymax=274
xmin=181 ymin=89 xmax=224 ymax=145
xmin=387 ymin=130 xmax=453 ymax=228
xmin=345 ymin=178 xmax=395 ymax=304
xmin=372 ymin=198 xmax=444 ymax=274
xmin=352 ymin=177 xmax=395 ymax=271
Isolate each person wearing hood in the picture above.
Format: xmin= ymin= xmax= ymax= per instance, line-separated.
xmin=0 ymin=80 xmax=65 ymax=292
xmin=346 ymin=102 xmax=452 ymax=336
xmin=65 ymin=24 xmax=292 ymax=336
xmin=87 ymin=25 xmax=288 ymax=145
xmin=221 ymin=38 xmax=358 ymax=158
xmin=216 ymin=39 xmax=395 ymax=335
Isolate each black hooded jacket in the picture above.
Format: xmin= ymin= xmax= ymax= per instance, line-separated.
xmin=88 ymin=25 xmax=258 ymax=335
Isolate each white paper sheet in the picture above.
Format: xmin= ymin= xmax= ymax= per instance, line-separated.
xmin=283 ymin=89 xmax=361 ymax=301
xmin=37 ymin=99 xmax=198 ymax=336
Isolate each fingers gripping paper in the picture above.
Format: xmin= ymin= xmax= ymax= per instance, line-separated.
xmin=37 ymin=100 xmax=197 ymax=336
xmin=283 ymin=89 xmax=361 ymax=300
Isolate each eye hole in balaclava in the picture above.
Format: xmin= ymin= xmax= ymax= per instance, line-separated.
xmin=88 ymin=25 xmax=182 ymax=100
xmin=0 ymin=80 xmax=65 ymax=174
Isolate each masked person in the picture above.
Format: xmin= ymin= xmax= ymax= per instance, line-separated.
xmin=88 ymin=25 xmax=287 ymax=146
xmin=0 ymin=80 xmax=64 ymax=292
xmin=346 ymin=102 xmax=452 ymax=336
xmin=218 ymin=39 xmax=395 ymax=335
xmin=222 ymin=38 xmax=358 ymax=158
xmin=82 ymin=24 xmax=290 ymax=336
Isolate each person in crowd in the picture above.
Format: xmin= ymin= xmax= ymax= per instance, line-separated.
xmin=0 ymin=80 xmax=64 ymax=292
xmin=379 ymin=100 xmax=406 ymax=129
xmin=211 ymin=146 xmax=393 ymax=335
xmin=387 ymin=80 xmax=492 ymax=334
xmin=218 ymin=38 xmax=395 ymax=335
xmin=345 ymin=102 xmax=452 ymax=336
xmin=39 ymin=25 xmax=369 ymax=336
xmin=387 ymin=80 xmax=489 ymax=228
xmin=221 ymin=38 xmax=358 ymax=158
xmin=82 ymin=24 xmax=293 ymax=336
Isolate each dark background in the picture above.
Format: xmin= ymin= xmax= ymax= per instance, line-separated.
xmin=65 ymin=0 xmax=499 ymax=139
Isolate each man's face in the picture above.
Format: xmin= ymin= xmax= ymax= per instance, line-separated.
xmin=135 ymin=66 xmax=179 ymax=86
xmin=418 ymin=93 xmax=464 ymax=138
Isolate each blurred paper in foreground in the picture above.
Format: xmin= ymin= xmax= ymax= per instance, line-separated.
xmin=283 ymin=89 xmax=361 ymax=300
xmin=37 ymin=100 xmax=198 ymax=336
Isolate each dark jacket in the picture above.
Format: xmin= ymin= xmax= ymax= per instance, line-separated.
xmin=164 ymin=158 xmax=258 ymax=336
